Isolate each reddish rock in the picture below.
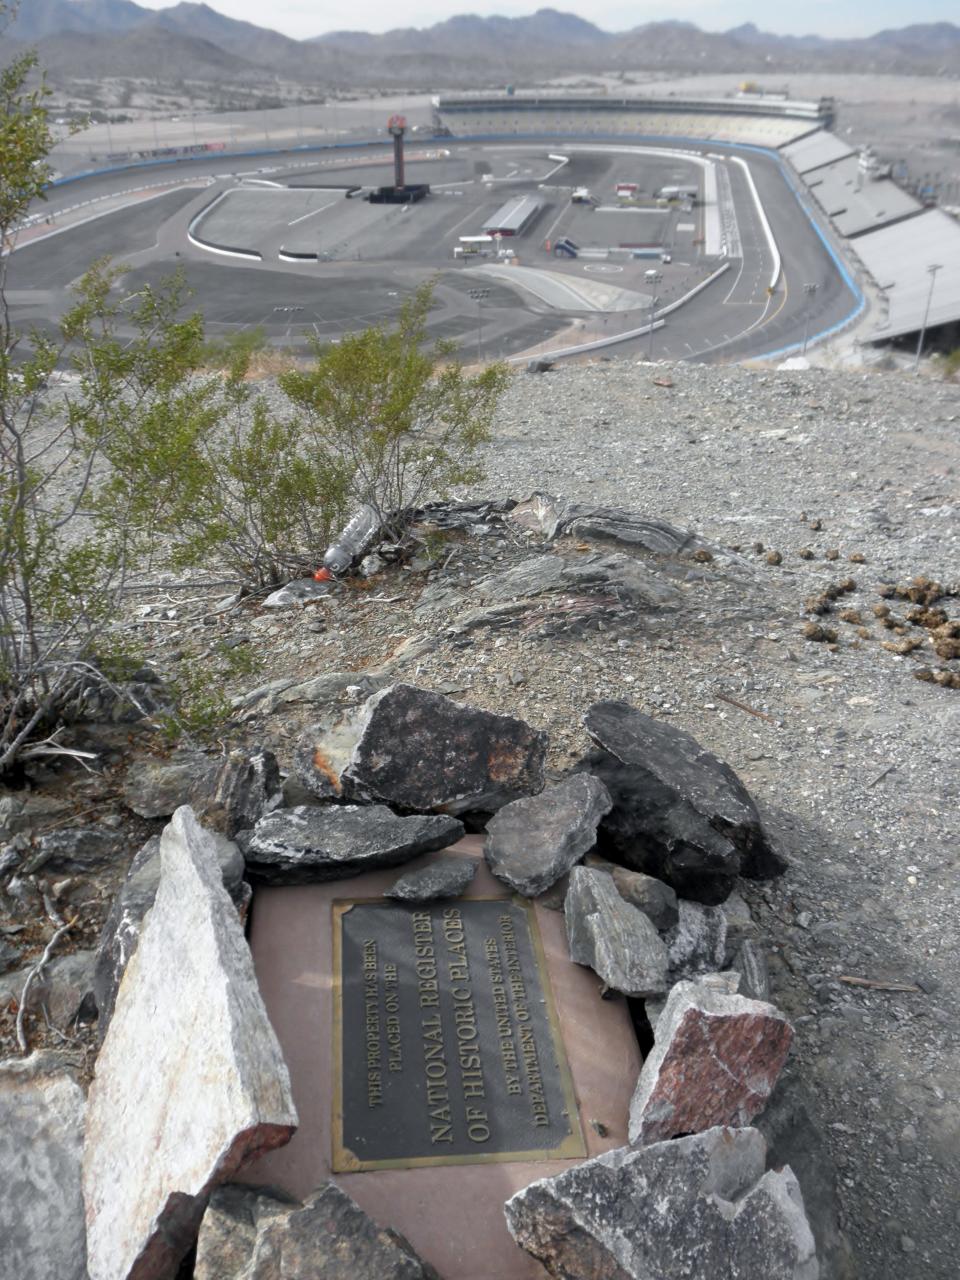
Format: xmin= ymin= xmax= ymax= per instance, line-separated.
xmin=629 ymin=979 xmax=793 ymax=1145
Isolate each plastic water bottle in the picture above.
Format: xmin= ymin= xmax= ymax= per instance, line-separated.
xmin=321 ymin=503 xmax=380 ymax=576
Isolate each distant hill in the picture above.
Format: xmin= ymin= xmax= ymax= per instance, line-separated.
xmin=3 ymin=4 xmax=959 ymax=88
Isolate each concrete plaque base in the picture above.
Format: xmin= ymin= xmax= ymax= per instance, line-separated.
xmin=241 ymin=838 xmax=642 ymax=1280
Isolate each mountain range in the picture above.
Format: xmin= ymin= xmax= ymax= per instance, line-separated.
xmin=4 ymin=4 xmax=960 ymax=88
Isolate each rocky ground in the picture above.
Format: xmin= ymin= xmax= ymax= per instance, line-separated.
xmin=2 ymin=357 xmax=958 ymax=1278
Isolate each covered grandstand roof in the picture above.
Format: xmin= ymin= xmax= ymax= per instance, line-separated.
xmin=434 ymin=104 xmax=812 ymax=149
xmin=781 ymin=130 xmax=855 ymax=174
xmin=852 ymin=209 xmax=960 ymax=341
xmin=435 ymin=93 xmax=832 ymax=123
xmin=804 ymin=154 xmax=923 ymax=237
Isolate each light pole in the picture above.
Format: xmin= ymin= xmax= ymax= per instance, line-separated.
xmin=468 ymin=287 xmax=489 ymax=363
xmin=647 ymin=293 xmax=659 ymax=361
xmin=801 ymin=281 xmax=819 ymax=354
xmin=914 ymin=263 xmax=943 ymax=373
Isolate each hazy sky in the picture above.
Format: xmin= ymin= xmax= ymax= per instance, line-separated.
xmin=133 ymin=1 xmax=956 ymax=42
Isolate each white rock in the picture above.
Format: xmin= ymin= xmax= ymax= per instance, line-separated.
xmin=82 ymin=806 xmax=297 ymax=1280
xmin=0 ymin=1053 xmax=88 ymax=1280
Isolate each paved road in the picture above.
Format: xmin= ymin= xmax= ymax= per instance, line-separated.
xmin=8 ymin=138 xmax=860 ymax=364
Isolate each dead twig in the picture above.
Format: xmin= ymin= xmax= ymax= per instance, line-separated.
xmin=715 ymin=692 xmax=779 ymax=725
xmin=867 ymin=764 xmax=896 ymax=788
xmin=15 ymin=914 xmax=79 ymax=1054
xmin=838 ymin=975 xmax=921 ymax=994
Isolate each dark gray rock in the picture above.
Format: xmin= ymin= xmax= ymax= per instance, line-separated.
xmin=122 ymin=750 xmax=218 ymax=819
xmin=385 ymin=855 xmax=477 ymax=902
xmin=484 ymin=774 xmax=612 ymax=897
xmin=237 ymin=804 xmax=464 ymax=885
xmin=584 ymin=853 xmax=679 ymax=931
xmin=0 ymin=1053 xmax=88 ymax=1280
xmin=196 ymin=1182 xmax=439 ymax=1280
xmin=576 ymin=747 xmax=742 ymax=905
xmin=504 ymin=1126 xmax=819 ymax=1280
xmin=20 ymin=827 xmax=125 ymax=876
xmin=583 ymin=701 xmax=786 ymax=887
xmin=666 ymin=899 xmax=728 ymax=979
xmin=123 ymin=748 xmax=280 ymax=834
xmin=93 ymin=831 xmax=246 ymax=1038
xmin=342 ymin=684 xmax=548 ymax=815
xmin=204 ymin=748 xmax=282 ymax=837
xmin=195 ymin=1185 xmax=296 ymax=1279
xmin=564 ymin=866 xmax=669 ymax=998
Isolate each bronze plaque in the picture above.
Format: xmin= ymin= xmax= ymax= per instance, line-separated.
xmin=332 ymin=897 xmax=585 ymax=1171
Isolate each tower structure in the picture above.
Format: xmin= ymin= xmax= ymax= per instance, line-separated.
xmin=387 ymin=114 xmax=406 ymax=192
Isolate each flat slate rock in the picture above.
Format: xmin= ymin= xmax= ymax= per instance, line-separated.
xmin=629 ymin=978 xmax=793 ymax=1146
xmin=505 ymin=1126 xmax=819 ymax=1280
xmin=484 ymin=774 xmax=612 ymax=897
xmin=236 ymin=804 xmax=464 ymax=885
xmin=93 ymin=830 xmax=247 ymax=1038
xmin=385 ymin=855 xmax=477 ymax=902
xmin=339 ymin=683 xmax=548 ymax=815
xmin=196 ymin=1182 xmax=439 ymax=1280
xmin=583 ymin=701 xmax=786 ymax=890
xmin=564 ymin=865 xmax=668 ymax=998
xmin=0 ymin=1052 xmax=88 ymax=1280
xmin=82 ymin=806 xmax=297 ymax=1280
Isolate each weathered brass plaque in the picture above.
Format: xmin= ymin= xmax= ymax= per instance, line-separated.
xmin=332 ymin=897 xmax=585 ymax=1171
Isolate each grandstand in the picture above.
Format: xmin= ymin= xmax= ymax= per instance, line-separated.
xmin=851 ymin=209 xmax=960 ymax=343
xmin=781 ymin=130 xmax=855 ymax=175
xmin=802 ymin=153 xmax=923 ymax=238
xmin=433 ymin=94 xmax=826 ymax=149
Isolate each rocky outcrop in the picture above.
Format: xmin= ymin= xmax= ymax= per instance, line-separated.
xmin=564 ymin=865 xmax=669 ymax=998
xmin=629 ymin=978 xmax=793 ymax=1145
xmin=92 ymin=830 xmax=247 ymax=1038
xmin=297 ymin=683 xmax=548 ymax=815
xmin=82 ymin=806 xmax=297 ymax=1280
xmin=236 ymin=805 xmax=464 ymax=885
xmin=484 ymin=774 xmax=612 ymax=896
xmin=0 ymin=1052 xmax=88 ymax=1280
xmin=504 ymin=1126 xmax=819 ymax=1280
xmin=195 ymin=1182 xmax=439 ymax=1280
xmin=385 ymin=855 xmax=477 ymax=902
